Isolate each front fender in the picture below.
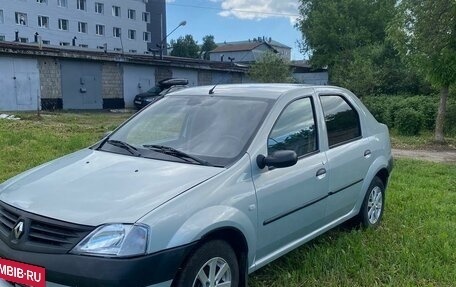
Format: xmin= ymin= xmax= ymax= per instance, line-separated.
xmin=167 ymin=205 xmax=257 ymax=266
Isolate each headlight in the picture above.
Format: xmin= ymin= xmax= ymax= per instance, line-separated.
xmin=71 ymin=224 xmax=149 ymax=257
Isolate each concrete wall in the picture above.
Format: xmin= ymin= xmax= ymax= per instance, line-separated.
xmin=0 ymin=56 xmax=40 ymax=111
xmin=0 ymin=43 xmax=254 ymax=111
xmin=101 ymin=62 xmax=123 ymax=108
xmin=172 ymin=68 xmax=198 ymax=87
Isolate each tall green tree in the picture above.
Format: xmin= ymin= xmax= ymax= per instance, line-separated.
xmin=296 ymin=0 xmax=424 ymax=96
xmin=248 ymin=52 xmax=294 ymax=83
xmin=388 ymin=0 xmax=456 ymax=142
xmin=200 ymin=35 xmax=217 ymax=60
xmin=170 ymin=35 xmax=200 ymax=58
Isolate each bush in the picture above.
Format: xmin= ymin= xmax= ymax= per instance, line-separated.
xmin=395 ymin=108 xmax=423 ymax=135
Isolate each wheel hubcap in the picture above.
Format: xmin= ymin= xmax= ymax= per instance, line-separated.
xmin=367 ymin=186 xmax=383 ymax=224
xmin=193 ymin=257 xmax=232 ymax=287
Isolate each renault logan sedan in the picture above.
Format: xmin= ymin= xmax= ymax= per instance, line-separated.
xmin=0 ymin=84 xmax=393 ymax=287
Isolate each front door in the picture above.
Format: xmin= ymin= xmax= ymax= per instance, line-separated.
xmin=253 ymin=96 xmax=329 ymax=261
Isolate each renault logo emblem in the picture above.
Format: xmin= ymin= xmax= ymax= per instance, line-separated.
xmin=13 ymin=221 xmax=24 ymax=240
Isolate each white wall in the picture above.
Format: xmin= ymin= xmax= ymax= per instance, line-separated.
xmin=0 ymin=0 xmax=148 ymax=52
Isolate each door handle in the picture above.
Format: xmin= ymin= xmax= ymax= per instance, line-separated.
xmin=364 ymin=150 xmax=372 ymax=158
xmin=316 ymin=168 xmax=326 ymax=179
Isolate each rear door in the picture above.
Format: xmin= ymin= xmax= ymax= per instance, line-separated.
xmin=253 ymin=96 xmax=329 ymax=261
xmin=318 ymin=93 xmax=374 ymax=220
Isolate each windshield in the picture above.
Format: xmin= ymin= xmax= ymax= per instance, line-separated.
xmin=101 ymin=95 xmax=273 ymax=166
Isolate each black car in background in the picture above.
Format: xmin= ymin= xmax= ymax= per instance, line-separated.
xmin=134 ymin=78 xmax=189 ymax=109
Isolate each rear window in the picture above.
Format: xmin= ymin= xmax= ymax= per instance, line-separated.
xmin=320 ymin=95 xmax=361 ymax=147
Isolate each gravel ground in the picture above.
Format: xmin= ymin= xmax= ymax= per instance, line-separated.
xmin=392 ymin=149 xmax=456 ymax=163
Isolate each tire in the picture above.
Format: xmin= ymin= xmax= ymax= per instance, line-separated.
xmin=174 ymin=240 xmax=239 ymax=287
xmin=358 ymin=176 xmax=385 ymax=228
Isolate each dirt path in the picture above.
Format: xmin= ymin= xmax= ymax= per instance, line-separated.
xmin=392 ymin=149 xmax=456 ymax=163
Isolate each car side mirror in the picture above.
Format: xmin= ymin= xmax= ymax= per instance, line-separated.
xmin=256 ymin=150 xmax=298 ymax=169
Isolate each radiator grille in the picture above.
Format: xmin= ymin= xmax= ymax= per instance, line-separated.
xmin=0 ymin=201 xmax=95 ymax=254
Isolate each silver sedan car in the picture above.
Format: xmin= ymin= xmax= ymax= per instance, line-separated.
xmin=0 ymin=84 xmax=393 ymax=287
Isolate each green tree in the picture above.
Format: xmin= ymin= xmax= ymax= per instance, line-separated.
xmin=200 ymin=35 xmax=217 ymax=60
xmin=170 ymin=35 xmax=200 ymax=58
xmin=296 ymin=0 xmax=425 ymax=96
xmin=388 ymin=0 xmax=456 ymax=142
xmin=248 ymin=52 xmax=294 ymax=83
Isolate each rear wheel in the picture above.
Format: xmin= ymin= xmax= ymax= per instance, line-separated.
xmin=358 ymin=176 xmax=385 ymax=228
xmin=174 ymin=240 xmax=239 ymax=287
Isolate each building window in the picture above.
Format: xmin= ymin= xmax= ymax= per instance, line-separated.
xmin=0 ymin=10 xmax=3 ymax=24
xmin=112 ymin=6 xmax=121 ymax=17
xmin=128 ymin=30 xmax=136 ymax=40
xmin=128 ymin=9 xmax=136 ymax=20
xmin=79 ymin=44 xmax=88 ymax=48
xmin=142 ymin=12 xmax=150 ymax=23
xmin=97 ymin=46 xmax=105 ymax=50
xmin=78 ymin=22 xmax=88 ymax=33
xmin=95 ymin=2 xmax=104 ymax=14
xmin=36 ymin=0 xmax=47 ymax=4
xmin=129 ymin=49 xmax=137 ymax=53
xmin=57 ymin=0 xmax=67 ymax=7
xmin=38 ymin=16 xmax=49 ymax=28
xmin=19 ymin=38 xmax=29 ymax=43
xmin=60 ymin=42 xmax=70 ymax=46
xmin=143 ymin=32 xmax=151 ymax=42
xmin=42 ymin=40 xmax=50 ymax=45
xmin=77 ymin=0 xmax=86 ymax=11
xmin=113 ymin=27 xmax=121 ymax=38
xmin=96 ymin=24 xmax=105 ymax=36
xmin=15 ymin=12 xmax=28 ymax=26
xmin=114 ymin=48 xmax=122 ymax=52
xmin=58 ymin=19 xmax=69 ymax=31
xmin=0 ymin=35 xmax=5 ymax=42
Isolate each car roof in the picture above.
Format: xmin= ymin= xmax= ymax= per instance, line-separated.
xmin=167 ymin=84 xmax=327 ymax=100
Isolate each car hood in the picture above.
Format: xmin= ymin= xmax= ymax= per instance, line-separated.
xmin=0 ymin=149 xmax=224 ymax=226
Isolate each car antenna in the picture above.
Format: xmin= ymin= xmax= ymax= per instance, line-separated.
xmin=208 ymin=52 xmax=249 ymax=95
xmin=209 ymin=85 xmax=217 ymax=95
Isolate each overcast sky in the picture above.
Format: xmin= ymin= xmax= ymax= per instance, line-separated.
xmin=165 ymin=0 xmax=305 ymax=60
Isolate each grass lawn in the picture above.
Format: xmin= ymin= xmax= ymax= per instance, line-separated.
xmin=390 ymin=130 xmax=456 ymax=151
xmin=1 ymin=112 xmax=455 ymax=286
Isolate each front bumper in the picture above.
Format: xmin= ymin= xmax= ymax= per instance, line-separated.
xmin=0 ymin=238 xmax=197 ymax=287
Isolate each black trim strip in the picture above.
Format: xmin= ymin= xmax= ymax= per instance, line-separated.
xmin=328 ymin=178 xmax=364 ymax=196
xmin=263 ymin=194 xmax=328 ymax=226
xmin=263 ymin=178 xmax=364 ymax=226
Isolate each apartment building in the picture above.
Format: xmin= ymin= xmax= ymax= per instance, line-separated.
xmin=0 ymin=0 xmax=166 ymax=53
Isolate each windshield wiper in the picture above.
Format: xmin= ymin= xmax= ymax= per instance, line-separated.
xmin=143 ymin=145 xmax=210 ymax=166
xmin=107 ymin=140 xmax=141 ymax=157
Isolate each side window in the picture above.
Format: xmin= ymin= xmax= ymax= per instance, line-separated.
xmin=268 ymin=97 xmax=318 ymax=157
xmin=320 ymin=95 xmax=361 ymax=147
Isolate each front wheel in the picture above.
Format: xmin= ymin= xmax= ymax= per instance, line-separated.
xmin=358 ymin=176 xmax=385 ymax=228
xmin=174 ymin=240 xmax=239 ymax=287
